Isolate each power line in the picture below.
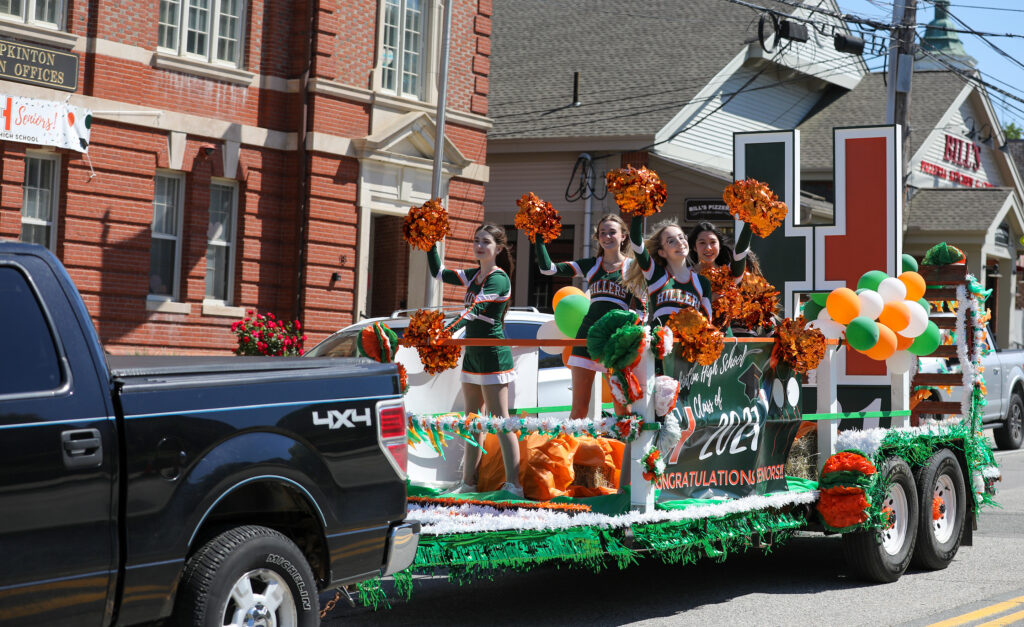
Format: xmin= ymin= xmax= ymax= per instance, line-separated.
xmin=916 ymin=45 xmax=1024 ymax=123
xmin=937 ymin=3 xmax=1024 ymax=75
xmin=924 ymin=0 xmax=1024 ymax=13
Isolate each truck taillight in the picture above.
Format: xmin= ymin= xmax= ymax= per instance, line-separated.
xmin=377 ymin=401 xmax=408 ymax=477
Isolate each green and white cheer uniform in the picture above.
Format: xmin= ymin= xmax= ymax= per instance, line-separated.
xmin=428 ymin=245 xmax=515 ymax=385
xmin=630 ymin=218 xmax=712 ymax=326
xmin=535 ymin=236 xmax=635 ymax=372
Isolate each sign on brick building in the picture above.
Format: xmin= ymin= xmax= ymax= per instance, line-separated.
xmin=0 ymin=38 xmax=78 ymax=91
xmin=0 ymin=94 xmax=91 ymax=152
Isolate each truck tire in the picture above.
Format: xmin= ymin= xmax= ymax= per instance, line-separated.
xmin=841 ymin=457 xmax=919 ymax=583
xmin=911 ymin=449 xmax=966 ymax=570
xmin=174 ymin=525 xmax=320 ymax=627
xmin=993 ymin=394 xmax=1024 ymax=450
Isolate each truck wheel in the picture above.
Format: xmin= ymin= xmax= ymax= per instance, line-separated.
xmin=841 ymin=457 xmax=919 ymax=583
xmin=911 ymin=449 xmax=966 ymax=570
xmin=993 ymin=394 xmax=1024 ymax=450
xmin=175 ymin=525 xmax=319 ymax=627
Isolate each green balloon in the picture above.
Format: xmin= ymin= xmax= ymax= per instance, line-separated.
xmin=909 ymin=321 xmax=941 ymax=356
xmin=554 ymin=294 xmax=589 ymax=337
xmin=810 ymin=292 xmax=829 ymax=307
xmin=902 ymin=253 xmax=919 ymax=273
xmin=846 ymin=316 xmax=880 ymax=351
xmin=802 ymin=300 xmax=824 ymax=321
xmin=857 ymin=270 xmax=889 ymax=292
xmin=918 ymin=298 xmax=932 ymax=314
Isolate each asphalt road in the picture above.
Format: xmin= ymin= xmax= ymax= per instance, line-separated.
xmin=323 ymin=441 xmax=1024 ymax=627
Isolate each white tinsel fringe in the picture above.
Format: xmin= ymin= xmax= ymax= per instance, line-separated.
xmin=982 ymin=466 xmax=1001 ymax=479
xmin=834 ymin=425 xmax=958 ymax=457
xmin=410 ymin=489 xmax=818 ymax=535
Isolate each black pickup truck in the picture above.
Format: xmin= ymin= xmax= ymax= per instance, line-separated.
xmin=0 ymin=241 xmax=419 ymax=626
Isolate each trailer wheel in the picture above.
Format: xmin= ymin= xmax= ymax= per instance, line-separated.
xmin=174 ymin=525 xmax=320 ymax=627
xmin=841 ymin=457 xmax=918 ymax=583
xmin=993 ymin=394 xmax=1023 ymax=450
xmin=911 ymin=449 xmax=966 ymax=570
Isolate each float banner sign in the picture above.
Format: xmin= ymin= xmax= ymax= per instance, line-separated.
xmin=655 ymin=342 xmax=802 ymax=500
xmin=0 ymin=94 xmax=91 ymax=153
xmin=0 ymin=38 xmax=78 ymax=91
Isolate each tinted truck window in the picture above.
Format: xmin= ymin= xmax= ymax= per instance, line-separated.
xmin=0 ymin=266 xmax=62 ymax=395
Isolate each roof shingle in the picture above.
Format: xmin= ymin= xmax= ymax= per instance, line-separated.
xmin=904 ymin=187 xmax=1012 ymax=232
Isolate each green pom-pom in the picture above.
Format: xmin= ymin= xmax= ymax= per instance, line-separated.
xmin=380 ymin=324 xmax=399 ymax=361
xmin=922 ymin=242 xmax=966 ymax=266
xmin=604 ymin=324 xmax=646 ymax=371
xmin=587 ymin=310 xmax=638 ymax=363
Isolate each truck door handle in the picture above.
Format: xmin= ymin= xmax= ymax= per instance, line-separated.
xmin=61 ymin=428 xmax=103 ymax=469
xmin=992 ymin=367 xmax=1000 ymax=374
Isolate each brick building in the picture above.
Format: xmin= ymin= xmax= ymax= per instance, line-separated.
xmin=0 ymin=0 xmax=492 ymax=353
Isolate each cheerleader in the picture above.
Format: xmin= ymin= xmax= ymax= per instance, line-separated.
xmin=688 ymin=220 xmax=751 ymax=284
xmin=533 ymin=214 xmax=635 ymax=418
xmin=427 ymin=224 xmax=523 ymax=497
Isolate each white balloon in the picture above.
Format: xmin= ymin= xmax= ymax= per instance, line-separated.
xmin=817 ymin=308 xmax=833 ymax=322
xmin=536 ymin=319 xmax=568 ymax=355
xmin=810 ymin=319 xmax=845 ymax=340
xmin=772 ymin=379 xmax=784 ymax=408
xmin=877 ymin=276 xmax=908 ymax=303
xmin=857 ymin=289 xmax=884 ymax=321
xmin=900 ymin=300 xmax=929 ymax=338
xmin=886 ymin=350 xmax=915 ymax=374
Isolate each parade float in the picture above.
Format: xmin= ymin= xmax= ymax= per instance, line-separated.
xmin=351 ymin=127 xmax=1001 ymax=608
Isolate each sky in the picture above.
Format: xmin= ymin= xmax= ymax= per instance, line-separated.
xmin=835 ymin=0 xmax=1024 ymax=134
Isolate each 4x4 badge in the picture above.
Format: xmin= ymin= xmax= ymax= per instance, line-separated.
xmin=312 ymin=408 xmax=372 ymax=429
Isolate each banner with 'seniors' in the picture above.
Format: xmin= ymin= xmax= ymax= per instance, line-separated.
xmin=0 ymin=94 xmax=91 ymax=153
xmin=655 ymin=341 xmax=803 ymax=500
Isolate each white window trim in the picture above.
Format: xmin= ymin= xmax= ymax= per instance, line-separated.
xmin=0 ymin=20 xmax=77 ymax=49
xmin=0 ymin=0 xmax=66 ymax=30
xmin=156 ymin=0 xmax=248 ymax=71
xmin=373 ymin=0 xmax=440 ymax=104
xmin=21 ymin=151 xmax=60 ymax=252
xmin=148 ymin=170 xmax=186 ymax=302
xmin=203 ymin=178 xmax=239 ymax=308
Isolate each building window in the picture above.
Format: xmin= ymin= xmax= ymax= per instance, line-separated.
xmin=20 ymin=154 xmax=59 ymax=251
xmin=381 ymin=0 xmax=424 ymax=99
xmin=158 ymin=0 xmax=245 ymax=67
xmin=0 ymin=0 xmax=64 ymax=28
xmin=149 ymin=173 xmax=185 ymax=299
xmin=205 ymin=181 xmax=237 ymax=303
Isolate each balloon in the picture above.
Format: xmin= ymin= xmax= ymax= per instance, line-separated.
xmin=802 ymin=299 xmax=824 ymax=322
xmin=908 ymin=321 xmax=941 ymax=356
xmin=864 ymin=323 xmax=897 ymax=360
xmin=536 ymin=319 xmax=567 ymax=355
xmin=554 ymin=294 xmax=589 ymax=337
xmin=817 ymin=308 xmax=833 ymax=322
xmin=900 ymin=300 xmax=929 ymax=338
xmin=826 ymin=287 xmax=860 ymax=325
xmin=857 ymin=270 xmax=889 ymax=292
xmin=878 ymin=301 xmax=911 ymax=333
xmin=562 ymin=346 xmax=573 ymax=367
xmin=552 ymin=285 xmax=585 ymax=311
xmin=886 ymin=350 xmax=915 ymax=374
xmin=877 ymin=277 xmax=908 ymax=303
xmin=845 ymin=316 xmax=880 ymax=351
xmin=902 ymin=253 xmax=919 ymax=273
xmin=809 ymin=319 xmax=845 ymax=340
xmin=898 ymin=271 xmax=926 ymax=302
xmin=601 ymin=374 xmax=613 ymax=403
xmin=918 ymin=298 xmax=932 ymax=314
xmin=857 ymin=289 xmax=884 ymax=321
xmin=810 ymin=292 xmax=830 ymax=307
xmin=895 ymin=332 xmax=914 ymax=351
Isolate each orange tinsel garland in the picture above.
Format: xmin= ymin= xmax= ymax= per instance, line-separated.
xmin=400 ymin=310 xmax=461 ymax=375
xmin=771 ymin=316 xmax=827 ymax=374
xmin=821 ymin=451 xmax=877 ymax=476
xmin=722 ymin=178 xmax=788 ymax=238
xmin=665 ymin=309 xmax=724 ymax=366
xmin=605 ymin=165 xmax=667 ymax=217
xmin=408 ymin=496 xmax=591 ymax=513
xmin=735 ymin=272 xmax=779 ymax=330
xmin=402 ymin=198 xmax=454 ymax=252
xmin=514 ymin=192 xmax=562 ymax=243
xmin=817 ymin=485 xmax=870 ymax=529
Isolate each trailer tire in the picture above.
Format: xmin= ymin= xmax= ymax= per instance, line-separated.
xmin=841 ymin=457 xmax=918 ymax=583
xmin=174 ymin=525 xmax=320 ymax=627
xmin=911 ymin=449 xmax=966 ymax=570
xmin=993 ymin=394 xmax=1023 ymax=450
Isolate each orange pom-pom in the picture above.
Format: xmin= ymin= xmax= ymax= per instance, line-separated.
xmin=402 ymin=198 xmax=453 ymax=252
xmin=722 ymin=179 xmax=788 ymax=238
xmin=400 ymin=309 xmax=461 ymax=374
xmin=666 ymin=309 xmax=724 ymax=366
xmin=606 ymin=165 xmax=667 ymax=217
xmin=514 ymin=192 xmax=562 ymax=243
xmin=771 ymin=316 xmax=827 ymax=374
xmin=735 ymin=272 xmax=779 ymax=330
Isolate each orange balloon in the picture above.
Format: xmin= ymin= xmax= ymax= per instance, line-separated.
xmin=878 ymin=301 xmax=911 ymax=333
xmin=864 ymin=323 xmax=897 ymax=360
xmin=826 ymin=287 xmax=860 ymax=325
xmin=562 ymin=346 xmax=573 ymax=367
xmin=899 ymin=271 xmax=926 ymax=302
xmin=552 ymin=286 xmax=585 ymax=312
xmin=895 ymin=332 xmax=914 ymax=351
xmin=601 ymin=374 xmax=613 ymax=403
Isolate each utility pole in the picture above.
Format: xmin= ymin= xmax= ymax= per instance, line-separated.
xmin=887 ymin=0 xmax=917 ymax=178
xmin=426 ymin=0 xmax=454 ymax=308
